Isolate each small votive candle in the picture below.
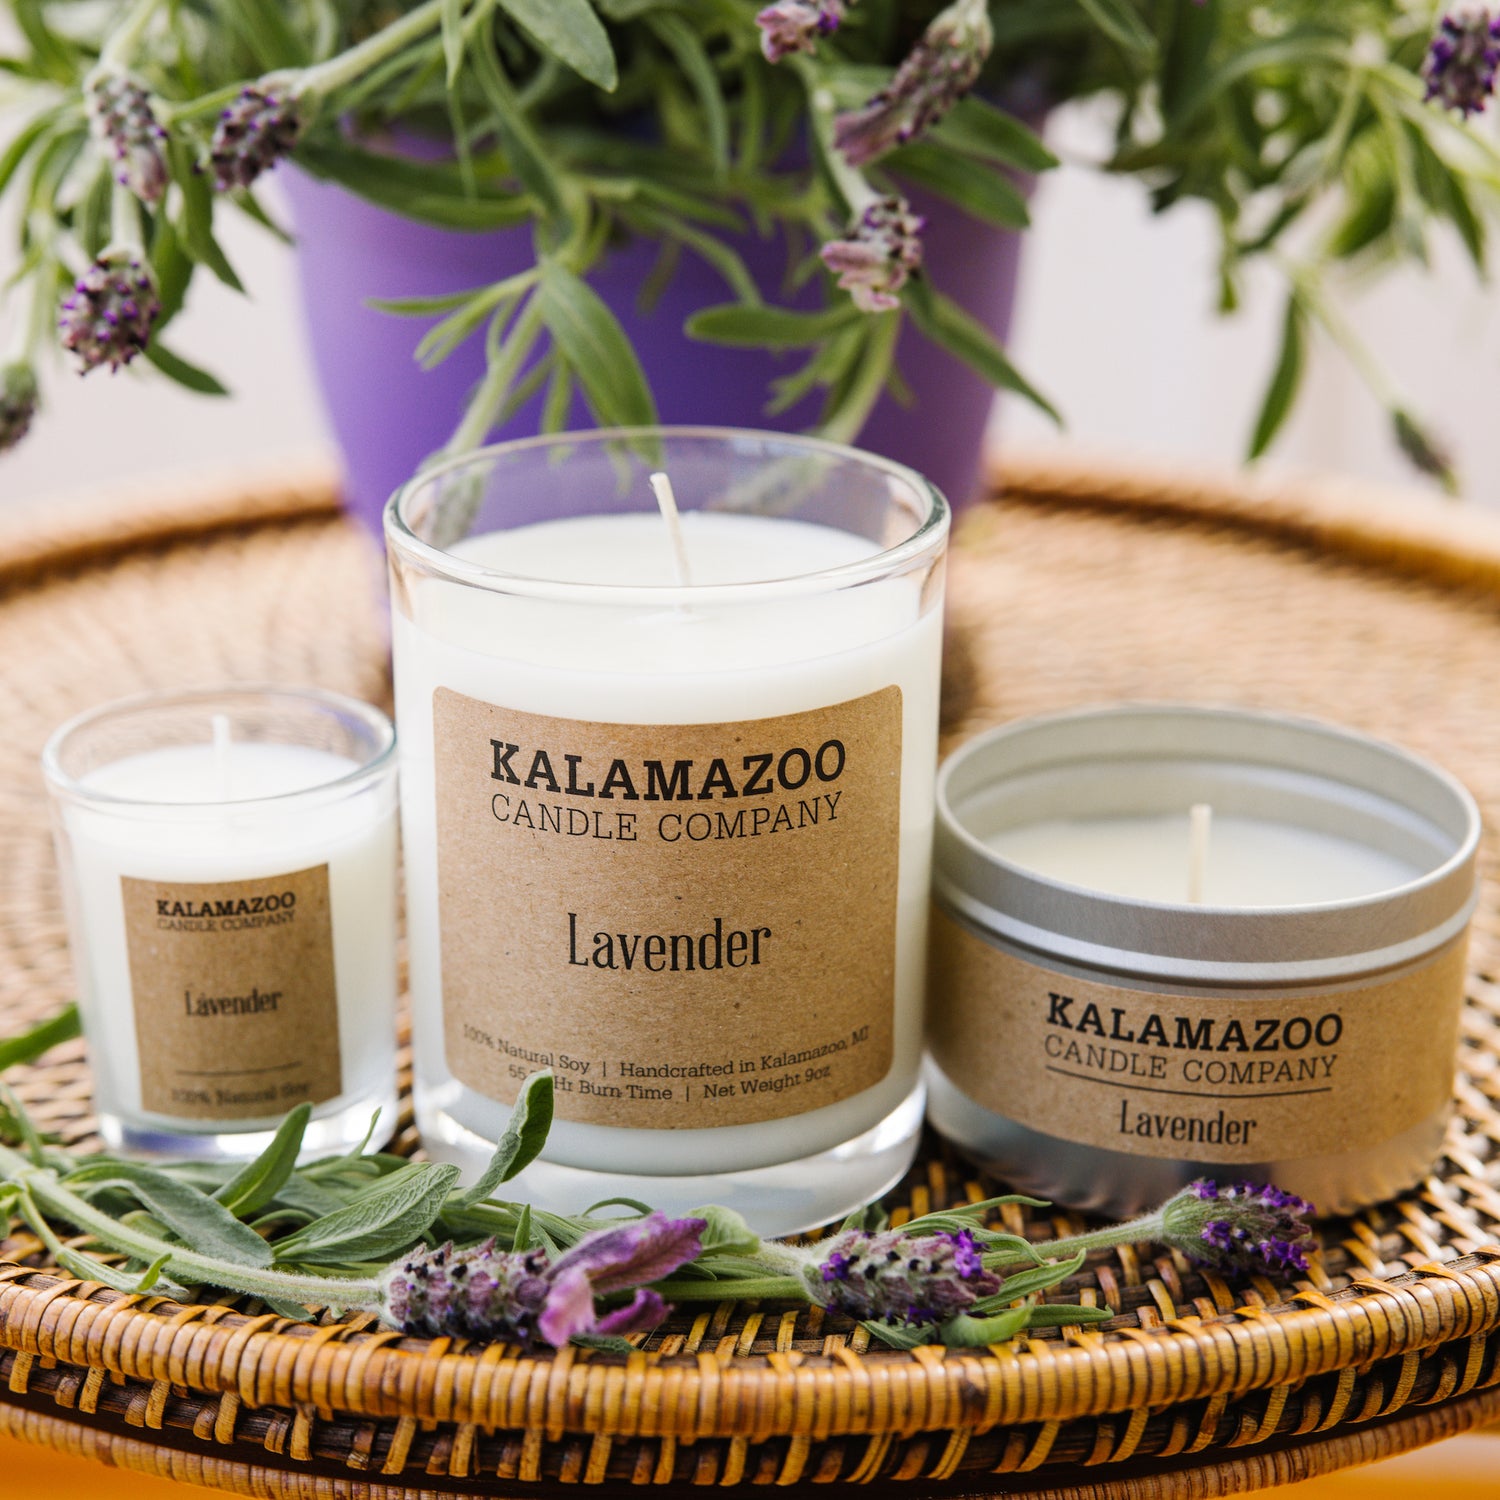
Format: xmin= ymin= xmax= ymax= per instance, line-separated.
xmin=43 ymin=686 xmax=400 ymax=1159
xmin=927 ymin=705 xmax=1482 ymax=1216
xmin=386 ymin=429 xmax=949 ymax=1236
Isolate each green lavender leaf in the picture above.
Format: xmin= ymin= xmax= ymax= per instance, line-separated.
xmin=541 ymin=357 xmax=575 ymax=432
xmin=938 ymin=1306 xmax=1031 ymax=1346
xmin=887 ymin=143 xmax=1030 ymax=229
xmin=455 ymin=1069 xmax=554 ymax=1207
xmin=863 ymin=1318 xmax=942 ymax=1349
xmin=167 ymin=139 xmax=243 ymax=293
xmin=687 ymin=302 xmax=860 ymax=348
xmin=931 ymin=99 xmax=1057 ymax=174
xmin=539 ymin=262 xmax=658 ymax=426
xmin=646 ymin=14 xmax=728 ymax=171
xmin=498 ymin=0 xmax=618 ymax=91
xmin=470 ymin=28 xmax=570 ymax=227
xmin=690 ymin=1205 xmax=760 ymax=1258
xmin=214 ymin=1103 xmax=311 ymax=1219
xmin=512 ymin=1202 xmax=537 ymax=1250
xmin=61 ymin=1162 xmax=273 ymax=1268
xmin=903 ymin=279 xmax=1059 ymax=421
xmin=269 ymin=1174 xmax=350 ymax=1220
xmin=272 ymin=1162 xmax=461 ymax=1264
xmin=1247 ymin=293 xmax=1305 ymax=459
xmin=970 ymin=1251 xmax=1087 ymax=1310
xmin=1074 ymin=0 xmax=1157 ymax=54
xmin=0 ymin=107 xmax=64 ymax=201
xmin=0 ymin=1004 xmax=79 ymax=1072
xmin=368 ymin=286 xmax=499 ymax=317
xmin=144 ymin=343 xmax=231 ymax=396
xmin=1022 ymin=1302 xmax=1113 ymax=1328
xmin=295 ymin=143 xmax=533 ymax=230
xmin=442 ymin=0 xmax=467 ymax=86
xmin=218 ymin=0 xmax=310 ymax=69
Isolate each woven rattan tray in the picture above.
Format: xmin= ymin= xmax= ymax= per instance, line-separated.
xmin=4 ymin=454 xmax=1500 ymax=1498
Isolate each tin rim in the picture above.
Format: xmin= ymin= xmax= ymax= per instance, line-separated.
xmin=934 ymin=703 xmax=1482 ymax=983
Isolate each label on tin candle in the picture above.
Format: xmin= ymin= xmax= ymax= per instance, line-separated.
xmin=928 ymin=910 xmax=1467 ymax=1162
xmin=121 ymin=866 xmax=343 ymax=1120
xmin=432 ymin=686 xmax=902 ymax=1127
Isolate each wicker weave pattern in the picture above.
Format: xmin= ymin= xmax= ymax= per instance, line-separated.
xmin=2 ymin=455 xmax=1500 ymax=1496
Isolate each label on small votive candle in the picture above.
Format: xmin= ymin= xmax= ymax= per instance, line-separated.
xmin=928 ymin=911 xmax=1467 ymax=1163
xmin=432 ymin=686 xmax=902 ymax=1128
xmin=121 ymin=865 xmax=344 ymax=1120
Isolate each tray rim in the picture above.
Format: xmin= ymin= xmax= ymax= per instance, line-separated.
xmin=5 ymin=451 xmax=1500 ymax=1483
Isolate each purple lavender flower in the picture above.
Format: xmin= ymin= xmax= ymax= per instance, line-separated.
xmin=377 ymin=1212 xmax=704 ymax=1347
xmin=1161 ymin=1180 xmax=1315 ymax=1278
xmin=0 ymin=364 xmax=37 ymax=451
xmin=58 ymin=250 xmax=160 ymax=374
xmin=812 ymin=1226 xmax=1002 ymax=1325
xmin=85 ymin=69 xmax=168 ymax=204
xmin=757 ymin=0 xmax=848 ymax=62
xmin=209 ymin=86 xmax=302 ymax=192
xmin=1423 ymin=10 xmax=1500 ymax=118
xmin=821 ymin=195 xmax=924 ymax=311
xmin=834 ymin=0 xmax=992 ymax=165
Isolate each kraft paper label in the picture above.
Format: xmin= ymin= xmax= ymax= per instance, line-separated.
xmin=928 ymin=910 xmax=1467 ymax=1162
xmin=122 ymin=866 xmax=343 ymax=1120
xmin=433 ymin=686 xmax=902 ymax=1128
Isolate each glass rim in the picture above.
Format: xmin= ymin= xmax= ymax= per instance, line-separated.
xmin=42 ymin=683 xmax=397 ymax=813
xmin=384 ymin=425 xmax=950 ymax=606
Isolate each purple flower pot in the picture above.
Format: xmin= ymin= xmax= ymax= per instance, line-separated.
xmin=281 ymin=168 xmax=1025 ymax=535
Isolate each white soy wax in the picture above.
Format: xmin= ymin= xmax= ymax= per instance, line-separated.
xmin=987 ymin=811 xmax=1421 ymax=907
xmin=388 ymin=431 xmax=948 ymax=1235
xmin=45 ymin=689 xmax=400 ymax=1160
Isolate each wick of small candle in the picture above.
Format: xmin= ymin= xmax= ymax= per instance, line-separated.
xmin=211 ymin=713 xmax=233 ymax=802
xmin=1188 ymin=802 xmax=1212 ymax=904
xmin=649 ymin=471 xmax=694 ymax=588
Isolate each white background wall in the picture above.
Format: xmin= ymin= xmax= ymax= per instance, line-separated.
xmin=2 ymin=101 xmax=1498 ymax=507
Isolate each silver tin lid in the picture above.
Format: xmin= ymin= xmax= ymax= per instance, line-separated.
xmin=934 ymin=705 xmax=1481 ymax=987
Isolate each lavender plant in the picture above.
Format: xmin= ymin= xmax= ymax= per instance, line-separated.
xmin=0 ymin=1063 xmax=1315 ymax=1352
xmin=0 ymin=1 xmax=1493 ymax=477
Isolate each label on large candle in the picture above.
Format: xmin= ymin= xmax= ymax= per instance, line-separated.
xmin=121 ymin=865 xmax=343 ymax=1120
xmin=929 ymin=911 xmax=1466 ymax=1162
xmin=433 ymin=686 xmax=902 ymax=1127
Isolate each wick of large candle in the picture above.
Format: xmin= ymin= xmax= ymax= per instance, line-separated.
xmin=649 ymin=471 xmax=694 ymax=588
xmin=211 ymin=713 xmax=233 ymax=802
xmin=1188 ymin=802 xmax=1212 ymax=904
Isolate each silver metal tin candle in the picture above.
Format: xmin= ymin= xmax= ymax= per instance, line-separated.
xmin=926 ymin=705 xmax=1481 ymax=1217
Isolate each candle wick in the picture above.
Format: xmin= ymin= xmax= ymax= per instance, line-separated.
xmin=1188 ymin=803 xmax=1212 ymax=904
xmin=649 ymin=471 xmax=694 ymax=589
xmin=211 ymin=713 xmax=233 ymax=802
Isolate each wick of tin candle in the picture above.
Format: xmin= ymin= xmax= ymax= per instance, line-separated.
xmin=649 ymin=471 xmax=694 ymax=588
xmin=1188 ymin=802 xmax=1212 ymax=904
xmin=211 ymin=713 xmax=233 ymax=802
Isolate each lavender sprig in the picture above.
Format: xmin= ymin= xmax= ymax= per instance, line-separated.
xmin=0 ymin=364 xmax=38 ymax=450
xmin=820 ymin=196 xmax=924 ymax=312
xmin=1424 ymin=9 xmax=1500 ymax=118
xmin=814 ymin=1225 xmax=1000 ymax=1324
xmin=208 ymin=86 xmax=302 ymax=192
xmin=833 ymin=0 xmax=993 ymax=165
xmin=58 ymin=248 xmax=161 ymax=374
xmin=379 ymin=1214 xmax=703 ymax=1347
xmin=0 ymin=1072 xmax=1317 ymax=1354
xmin=756 ymin=0 xmax=849 ymax=62
xmin=85 ymin=69 xmax=168 ymax=204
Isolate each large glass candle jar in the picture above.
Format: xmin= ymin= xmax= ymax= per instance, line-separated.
xmin=386 ymin=429 xmax=949 ymax=1234
xmin=43 ymin=686 xmax=400 ymax=1160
